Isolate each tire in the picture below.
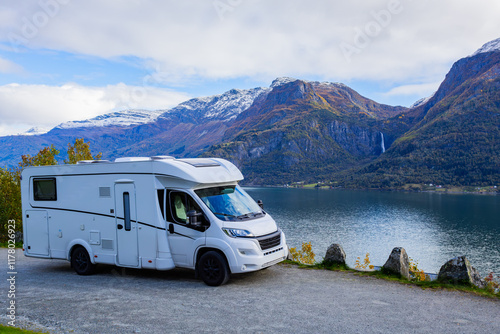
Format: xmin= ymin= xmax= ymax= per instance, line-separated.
xmin=71 ymin=246 xmax=96 ymax=275
xmin=197 ymin=251 xmax=230 ymax=286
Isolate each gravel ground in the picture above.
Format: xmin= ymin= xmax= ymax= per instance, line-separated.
xmin=1 ymin=249 xmax=499 ymax=334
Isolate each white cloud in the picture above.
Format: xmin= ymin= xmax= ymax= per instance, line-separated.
xmin=3 ymin=0 xmax=500 ymax=85
xmin=384 ymin=82 xmax=442 ymax=97
xmin=0 ymin=83 xmax=190 ymax=136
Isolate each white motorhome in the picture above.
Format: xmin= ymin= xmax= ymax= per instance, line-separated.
xmin=21 ymin=156 xmax=287 ymax=286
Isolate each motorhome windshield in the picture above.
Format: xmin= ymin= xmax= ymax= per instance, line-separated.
xmin=195 ymin=185 xmax=264 ymax=221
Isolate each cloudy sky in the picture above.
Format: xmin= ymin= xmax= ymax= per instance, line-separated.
xmin=0 ymin=0 xmax=499 ymax=136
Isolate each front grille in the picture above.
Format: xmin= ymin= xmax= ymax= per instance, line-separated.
xmin=257 ymin=230 xmax=281 ymax=250
xmin=264 ymin=247 xmax=283 ymax=256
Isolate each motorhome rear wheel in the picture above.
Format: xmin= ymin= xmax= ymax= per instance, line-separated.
xmin=71 ymin=246 xmax=96 ymax=275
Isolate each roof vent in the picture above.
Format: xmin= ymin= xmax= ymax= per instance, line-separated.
xmin=114 ymin=157 xmax=151 ymax=162
xmin=177 ymin=158 xmax=221 ymax=168
xmin=151 ymin=155 xmax=175 ymax=160
xmin=77 ymin=160 xmax=111 ymax=164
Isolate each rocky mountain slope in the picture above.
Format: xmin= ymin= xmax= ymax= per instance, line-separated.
xmin=204 ymin=79 xmax=406 ymax=184
xmin=344 ymin=41 xmax=500 ymax=188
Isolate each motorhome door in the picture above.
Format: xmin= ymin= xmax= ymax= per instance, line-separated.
xmin=24 ymin=210 xmax=49 ymax=256
xmin=114 ymin=181 xmax=139 ymax=267
xmin=166 ymin=190 xmax=207 ymax=266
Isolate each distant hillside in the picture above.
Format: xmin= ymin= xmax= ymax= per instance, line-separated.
xmin=343 ymin=46 xmax=500 ymax=188
xmin=204 ymin=79 xmax=406 ymax=184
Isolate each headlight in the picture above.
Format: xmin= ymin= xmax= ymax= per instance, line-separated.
xmin=222 ymin=228 xmax=254 ymax=238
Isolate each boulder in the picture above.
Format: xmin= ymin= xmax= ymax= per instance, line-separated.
xmin=324 ymin=244 xmax=346 ymax=265
xmin=437 ymin=256 xmax=486 ymax=288
xmin=286 ymin=245 xmax=294 ymax=261
xmin=382 ymin=247 xmax=410 ymax=280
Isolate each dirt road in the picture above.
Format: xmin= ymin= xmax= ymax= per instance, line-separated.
xmin=1 ymin=249 xmax=499 ymax=333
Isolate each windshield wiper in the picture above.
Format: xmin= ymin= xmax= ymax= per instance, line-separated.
xmin=237 ymin=211 xmax=264 ymax=220
xmin=213 ymin=212 xmax=236 ymax=218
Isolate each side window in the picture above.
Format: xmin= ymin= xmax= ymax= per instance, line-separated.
xmin=167 ymin=191 xmax=209 ymax=227
xmin=157 ymin=189 xmax=165 ymax=219
xmin=123 ymin=192 xmax=131 ymax=231
xmin=33 ymin=178 xmax=57 ymax=201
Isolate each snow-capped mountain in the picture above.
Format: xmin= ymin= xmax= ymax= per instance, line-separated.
xmin=50 ymin=86 xmax=271 ymax=132
xmin=270 ymin=77 xmax=299 ymax=88
xmin=19 ymin=126 xmax=51 ymax=136
xmin=410 ymin=94 xmax=434 ymax=109
xmin=161 ymin=87 xmax=270 ymax=122
xmin=17 ymin=77 xmax=326 ymax=138
xmin=55 ymin=109 xmax=166 ymax=129
xmin=471 ymin=37 xmax=500 ymax=56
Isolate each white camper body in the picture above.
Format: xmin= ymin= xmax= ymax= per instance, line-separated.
xmin=21 ymin=156 xmax=287 ymax=285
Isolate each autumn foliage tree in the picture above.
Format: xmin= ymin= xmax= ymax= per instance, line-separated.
xmin=0 ymin=139 xmax=101 ymax=243
xmin=64 ymin=138 xmax=102 ymax=164
xmin=18 ymin=144 xmax=60 ymax=169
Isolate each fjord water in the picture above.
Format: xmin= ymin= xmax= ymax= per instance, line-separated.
xmin=245 ymin=187 xmax=500 ymax=275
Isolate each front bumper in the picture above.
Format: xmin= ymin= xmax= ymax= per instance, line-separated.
xmin=228 ymin=230 xmax=288 ymax=274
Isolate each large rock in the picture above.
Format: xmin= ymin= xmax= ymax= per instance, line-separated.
xmin=324 ymin=244 xmax=346 ymax=265
xmin=382 ymin=247 xmax=410 ymax=280
xmin=437 ymin=256 xmax=486 ymax=288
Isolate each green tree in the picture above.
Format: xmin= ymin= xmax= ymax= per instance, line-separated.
xmin=64 ymin=138 xmax=102 ymax=164
xmin=0 ymin=167 xmax=22 ymax=243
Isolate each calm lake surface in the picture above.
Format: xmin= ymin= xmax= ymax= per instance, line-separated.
xmin=245 ymin=187 xmax=500 ymax=276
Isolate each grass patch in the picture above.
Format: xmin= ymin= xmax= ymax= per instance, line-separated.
xmin=0 ymin=325 xmax=47 ymax=334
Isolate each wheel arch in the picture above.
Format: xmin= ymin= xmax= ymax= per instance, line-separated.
xmin=195 ymin=247 xmax=231 ymax=274
xmin=67 ymin=239 xmax=95 ymax=264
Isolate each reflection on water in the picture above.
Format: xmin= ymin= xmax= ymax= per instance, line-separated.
xmin=245 ymin=187 xmax=500 ymax=275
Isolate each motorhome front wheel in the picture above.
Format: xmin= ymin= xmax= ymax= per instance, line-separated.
xmin=198 ymin=251 xmax=230 ymax=286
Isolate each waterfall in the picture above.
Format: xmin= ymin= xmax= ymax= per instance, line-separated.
xmin=380 ymin=132 xmax=386 ymax=153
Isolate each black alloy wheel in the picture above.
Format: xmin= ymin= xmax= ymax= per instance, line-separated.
xmin=198 ymin=251 xmax=230 ymax=286
xmin=71 ymin=246 xmax=96 ymax=275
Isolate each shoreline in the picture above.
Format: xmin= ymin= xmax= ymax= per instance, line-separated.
xmin=247 ymin=184 xmax=499 ymax=196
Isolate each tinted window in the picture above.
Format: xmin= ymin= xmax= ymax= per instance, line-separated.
xmin=123 ymin=192 xmax=131 ymax=231
xmin=33 ymin=178 xmax=57 ymax=201
xmin=157 ymin=189 xmax=165 ymax=219
xmin=168 ymin=191 xmax=208 ymax=227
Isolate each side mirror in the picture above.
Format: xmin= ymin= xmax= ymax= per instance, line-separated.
xmin=257 ymin=200 xmax=264 ymax=209
xmin=187 ymin=210 xmax=202 ymax=226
